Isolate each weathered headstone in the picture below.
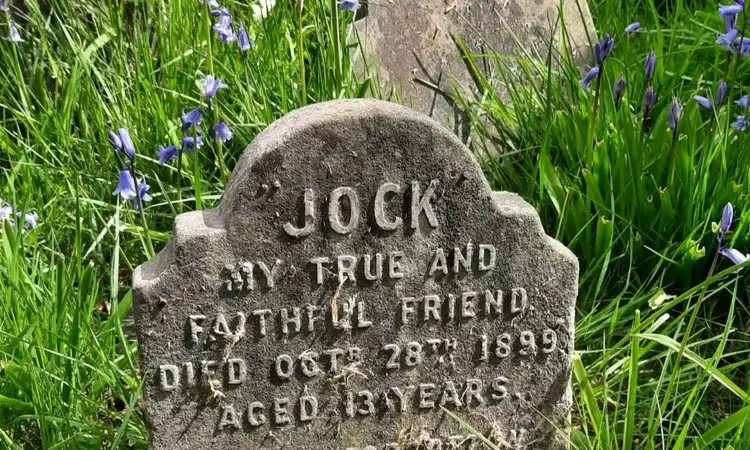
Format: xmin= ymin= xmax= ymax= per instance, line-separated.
xmin=133 ymin=100 xmax=578 ymax=450
xmin=352 ymin=0 xmax=596 ymax=137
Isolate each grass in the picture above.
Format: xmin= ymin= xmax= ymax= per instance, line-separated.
xmin=0 ymin=0 xmax=748 ymax=448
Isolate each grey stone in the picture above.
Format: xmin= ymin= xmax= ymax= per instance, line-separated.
xmin=133 ymin=100 xmax=578 ymax=450
xmin=352 ymin=0 xmax=595 ymax=137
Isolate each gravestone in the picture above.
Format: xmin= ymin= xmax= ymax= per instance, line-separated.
xmin=133 ymin=100 xmax=578 ymax=449
xmin=352 ymin=0 xmax=595 ymax=137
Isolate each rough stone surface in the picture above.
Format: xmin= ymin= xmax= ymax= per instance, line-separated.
xmin=352 ymin=0 xmax=595 ymax=137
xmin=133 ymin=100 xmax=578 ymax=450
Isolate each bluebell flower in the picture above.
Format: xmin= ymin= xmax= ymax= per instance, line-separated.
xmin=624 ymin=22 xmax=642 ymax=35
xmin=238 ymin=26 xmax=254 ymax=52
xmin=716 ymin=80 xmax=728 ymax=106
xmin=7 ymin=25 xmax=23 ymax=43
xmin=337 ymin=0 xmax=361 ymax=12
xmin=156 ymin=145 xmax=179 ymax=166
xmin=579 ymin=66 xmax=599 ymax=89
xmin=644 ymin=52 xmax=656 ymax=79
xmin=668 ymin=97 xmax=683 ymax=132
xmin=200 ymin=75 xmax=228 ymax=99
xmin=108 ymin=131 xmax=122 ymax=150
xmin=117 ymin=128 xmax=136 ymax=161
xmin=721 ymin=202 xmax=734 ymax=236
xmin=213 ymin=122 xmax=234 ymax=143
xmin=694 ymin=96 xmax=713 ymax=110
xmin=211 ymin=7 xmax=230 ymax=17
xmin=182 ymin=136 xmax=205 ymax=153
xmin=182 ymin=109 xmax=202 ymax=132
xmin=732 ymin=115 xmax=748 ymax=131
xmin=737 ymin=95 xmax=748 ymax=110
xmin=213 ymin=14 xmax=234 ymax=42
xmin=720 ymin=247 xmax=748 ymax=265
xmin=22 ymin=212 xmax=38 ymax=229
xmin=719 ymin=4 xmax=743 ymax=20
xmin=0 ymin=1 xmax=9 ymax=12
xmin=614 ymin=75 xmax=626 ymax=108
xmin=113 ymin=170 xmax=137 ymax=200
xmin=642 ymin=86 xmax=657 ymax=117
xmin=717 ymin=28 xmax=739 ymax=50
xmin=594 ymin=34 xmax=614 ymax=66
xmin=133 ymin=180 xmax=152 ymax=211
xmin=0 ymin=204 xmax=12 ymax=222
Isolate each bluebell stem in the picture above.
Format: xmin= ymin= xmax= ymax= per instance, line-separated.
xmin=624 ymin=22 xmax=642 ymax=36
xmin=181 ymin=109 xmax=203 ymax=132
xmin=337 ymin=0 xmax=361 ymax=12
xmin=156 ymin=145 xmax=179 ymax=166
xmin=113 ymin=170 xmax=137 ymax=200
xmin=668 ymin=97 xmax=683 ymax=132
xmin=594 ymin=34 xmax=614 ymax=66
xmin=200 ymin=75 xmax=227 ymax=99
xmin=238 ymin=26 xmax=254 ymax=52
xmin=579 ymin=67 xmax=599 ymax=89
xmin=642 ymin=86 xmax=657 ymax=117
xmin=182 ymin=136 xmax=205 ymax=153
xmin=732 ymin=115 xmax=748 ymax=131
xmin=213 ymin=122 xmax=234 ymax=143
xmin=644 ymin=52 xmax=656 ymax=79
xmin=614 ymin=75 xmax=626 ymax=108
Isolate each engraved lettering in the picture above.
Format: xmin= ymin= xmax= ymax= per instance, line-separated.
xmin=423 ymin=295 xmax=441 ymax=322
xmin=348 ymin=347 xmax=362 ymax=363
xmin=306 ymin=305 xmax=321 ymax=332
xmin=323 ymin=348 xmax=345 ymax=373
xmin=519 ymin=330 xmax=537 ymax=356
xmin=447 ymin=294 xmax=456 ymax=321
xmin=329 ymin=187 xmax=360 ymax=234
xmin=357 ymin=301 xmax=373 ymax=328
xmin=256 ymin=260 xmax=281 ymax=289
xmin=511 ymin=288 xmax=528 ymax=315
xmin=252 ymin=309 xmax=272 ymax=337
xmin=389 ymin=251 xmax=405 ymax=279
xmin=273 ymin=398 xmax=291 ymax=425
xmin=385 ymin=386 xmax=408 ymax=412
xmin=310 ymin=257 xmax=331 ymax=285
xmin=439 ymin=381 xmax=462 ymax=408
xmin=453 ymin=244 xmax=473 ymax=274
xmin=404 ymin=342 xmax=423 ymax=367
xmin=275 ymin=355 xmax=294 ymax=379
xmin=247 ymin=401 xmax=267 ymax=426
xmin=411 ymin=180 xmax=439 ymax=229
xmin=478 ymin=244 xmax=496 ymax=271
xmin=299 ymin=394 xmax=319 ymax=422
xmin=201 ymin=360 xmax=218 ymax=377
xmin=401 ymin=297 xmax=417 ymax=326
xmin=374 ymin=182 xmax=403 ymax=230
xmin=159 ymin=364 xmax=179 ymax=391
xmin=495 ymin=334 xmax=511 ymax=359
xmin=357 ymin=391 xmax=375 ymax=416
xmin=384 ymin=344 xmax=401 ymax=370
xmin=184 ymin=362 xmax=196 ymax=387
xmin=542 ymin=329 xmax=558 ymax=354
xmin=484 ymin=289 xmax=502 ymax=316
xmin=463 ymin=379 xmax=485 ymax=407
xmin=338 ymin=255 xmax=357 ymax=283
xmin=188 ymin=315 xmax=206 ymax=344
xmin=227 ymin=358 xmax=247 ymax=385
xmin=284 ymin=189 xmax=315 ymax=237
xmin=479 ymin=335 xmax=489 ymax=362
xmin=419 ymin=383 xmax=436 ymax=409
xmin=281 ymin=307 xmax=302 ymax=335
xmin=428 ymin=248 xmax=448 ymax=276
xmin=363 ymin=253 xmax=383 ymax=281
xmin=218 ymin=404 xmax=241 ymax=430
xmin=491 ymin=377 xmax=509 ymax=401
xmin=213 ymin=313 xmax=231 ymax=339
xmin=461 ymin=291 xmax=477 ymax=318
xmin=300 ymin=352 xmax=322 ymax=377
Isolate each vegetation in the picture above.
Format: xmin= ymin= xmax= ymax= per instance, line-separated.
xmin=0 ymin=0 xmax=748 ymax=448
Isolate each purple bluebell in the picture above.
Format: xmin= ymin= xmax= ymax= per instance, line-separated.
xmin=133 ymin=180 xmax=152 ymax=211
xmin=715 ymin=80 xmax=728 ymax=106
xmin=113 ymin=170 xmax=137 ymax=200
xmin=213 ymin=122 xmax=234 ymax=143
xmin=108 ymin=131 xmax=122 ymax=150
xmin=213 ymin=14 xmax=234 ymax=42
xmin=614 ymin=75 xmax=626 ymax=108
xmin=732 ymin=115 xmax=748 ymax=131
xmin=694 ymin=96 xmax=713 ymax=109
xmin=200 ymin=0 xmax=220 ymax=8
xmin=211 ymin=7 xmax=230 ymax=17
xmin=117 ymin=128 xmax=136 ymax=161
xmin=668 ymin=97 xmax=683 ymax=133
xmin=717 ymin=28 xmax=739 ymax=50
xmin=644 ymin=52 xmax=656 ymax=79
xmin=579 ymin=66 xmax=600 ymax=89
xmin=624 ymin=22 xmax=642 ymax=35
xmin=181 ymin=109 xmax=202 ymax=132
xmin=200 ymin=75 xmax=228 ymax=99
xmin=22 ymin=212 xmax=38 ymax=229
xmin=238 ymin=26 xmax=254 ymax=52
xmin=156 ymin=145 xmax=179 ymax=166
xmin=594 ymin=34 xmax=614 ymax=66
xmin=719 ymin=4 xmax=743 ymax=19
xmin=720 ymin=247 xmax=748 ymax=265
xmin=642 ymin=86 xmax=657 ymax=117
xmin=0 ymin=204 xmax=12 ymax=222
xmin=0 ymin=1 xmax=8 ymax=12
xmin=7 ymin=24 xmax=23 ymax=42
xmin=337 ymin=0 xmax=361 ymax=12
xmin=721 ymin=202 xmax=734 ymax=235
xmin=182 ymin=135 xmax=205 ymax=153
xmin=737 ymin=95 xmax=748 ymax=110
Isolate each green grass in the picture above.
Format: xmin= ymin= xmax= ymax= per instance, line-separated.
xmin=0 ymin=0 xmax=749 ymax=448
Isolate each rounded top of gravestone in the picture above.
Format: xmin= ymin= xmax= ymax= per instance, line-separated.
xmin=133 ymin=99 xmax=578 ymax=450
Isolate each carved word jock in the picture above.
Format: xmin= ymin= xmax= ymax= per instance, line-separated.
xmin=284 ymin=180 xmax=439 ymax=237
